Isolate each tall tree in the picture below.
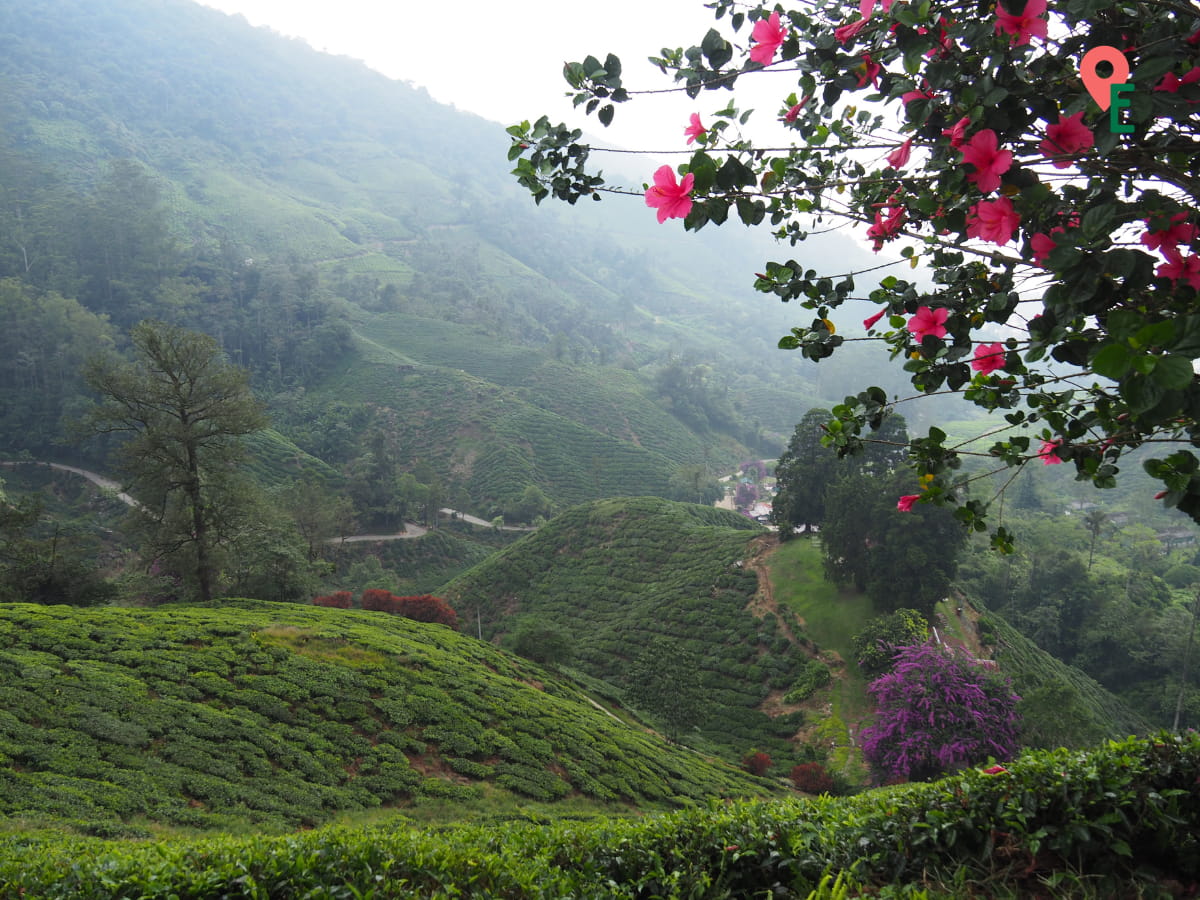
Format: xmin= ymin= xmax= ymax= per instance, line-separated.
xmin=82 ymin=320 xmax=268 ymax=602
xmin=771 ymin=407 xmax=836 ymax=536
xmin=821 ymin=467 xmax=965 ymax=614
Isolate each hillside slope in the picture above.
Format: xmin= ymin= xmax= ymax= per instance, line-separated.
xmin=0 ymin=602 xmax=772 ymax=831
xmin=439 ymin=498 xmax=814 ymax=759
xmin=0 ymin=0 xmax=825 ymax=496
xmin=764 ymin=538 xmax=1153 ymax=753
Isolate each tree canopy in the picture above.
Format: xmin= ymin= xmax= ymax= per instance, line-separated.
xmin=82 ymin=320 xmax=269 ymax=602
xmin=509 ymin=0 xmax=1200 ymax=548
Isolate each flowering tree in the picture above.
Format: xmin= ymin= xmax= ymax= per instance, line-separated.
xmin=734 ymin=480 xmax=760 ymax=508
xmin=742 ymin=749 xmax=774 ymax=775
xmin=509 ymin=0 xmax=1200 ymax=549
xmin=860 ymin=642 xmax=1021 ymax=782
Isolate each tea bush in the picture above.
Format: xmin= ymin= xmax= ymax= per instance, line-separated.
xmin=0 ymin=602 xmax=772 ymax=830
xmin=1 ymin=733 xmax=1196 ymax=898
xmin=440 ymin=498 xmax=814 ymax=759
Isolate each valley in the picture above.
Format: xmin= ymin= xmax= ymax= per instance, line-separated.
xmin=0 ymin=0 xmax=1198 ymax=895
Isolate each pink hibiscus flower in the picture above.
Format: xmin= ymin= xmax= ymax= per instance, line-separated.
xmin=971 ymin=342 xmax=1006 ymax=375
xmin=684 ymin=113 xmax=706 ymax=145
xmin=644 ymin=165 xmax=695 ymax=223
xmin=960 ymin=129 xmax=1012 ymax=193
xmin=1030 ymin=231 xmax=1058 ymax=267
xmin=966 ymin=197 xmax=1021 ymax=246
xmin=835 ymin=18 xmax=870 ymax=45
xmin=941 ymin=116 xmax=971 ymax=148
xmin=867 ymin=205 xmax=905 ymax=251
xmin=782 ymin=96 xmax=811 ymax=122
xmin=863 ymin=308 xmax=888 ymax=329
xmin=887 ymin=137 xmax=913 ymax=169
xmin=902 ymin=87 xmax=937 ymax=106
xmin=907 ymin=306 xmax=949 ymax=340
xmin=1039 ymin=112 xmax=1094 ymax=169
xmin=922 ymin=17 xmax=956 ymax=58
xmin=1157 ymin=248 xmax=1200 ymax=290
xmin=855 ymin=53 xmax=882 ymax=88
xmin=1030 ymin=219 xmax=1074 ymax=266
xmin=896 ymin=494 xmax=921 ymax=512
xmin=994 ymin=0 xmax=1047 ymax=46
xmin=1141 ymin=212 xmax=1197 ymax=254
xmin=750 ymin=11 xmax=787 ymax=64
xmin=1155 ymin=67 xmax=1200 ymax=92
xmin=1038 ymin=439 xmax=1063 ymax=465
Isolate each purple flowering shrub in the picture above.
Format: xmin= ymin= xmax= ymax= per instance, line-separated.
xmin=734 ymin=482 xmax=759 ymax=510
xmin=860 ymin=642 xmax=1020 ymax=784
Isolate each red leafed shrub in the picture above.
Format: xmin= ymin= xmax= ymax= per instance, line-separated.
xmin=742 ymin=751 xmax=771 ymax=776
xmin=312 ymin=591 xmax=353 ymax=609
xmin=361 ymin=588 xmax=397 ymax=613
xmin=394 ymin=594 xmax=459 ymax=629
xmin=790 ymin=762 xmax=834 ymax=795
xmin=359 ymin=589 xmax=459 ymax=629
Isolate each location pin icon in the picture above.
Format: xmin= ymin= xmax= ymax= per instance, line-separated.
xmin=1081 ymin=46 xmax=1130 ymax=110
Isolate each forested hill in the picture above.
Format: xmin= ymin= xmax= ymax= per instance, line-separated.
xmin=0 ymin=0 xmax=912 ymax=518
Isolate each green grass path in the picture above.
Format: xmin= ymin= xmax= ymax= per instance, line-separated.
xmin=766 ymin=538 xmax=875 ymax=779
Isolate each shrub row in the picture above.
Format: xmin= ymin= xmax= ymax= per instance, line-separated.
xmin=2 ymin=734 xmax=1196 ymax=898
xmin=0 ymin=602 xmax=770 ymax=830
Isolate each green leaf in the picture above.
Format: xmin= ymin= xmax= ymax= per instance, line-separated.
xmin=1131 ymin=355 xmax=1156 ymax=375
xmin=1080 ymin=204 xmax=1116 ymax=242
xmin=1122 ymin=373 xmax=1164 ymax=414
xmin=1131 ymin=54 xmax=1178 ymax=84
xmin=598 ymin=104 xmax=614 ymax=127
xmin=1090 ymin=343 xmax=1132 ymax=379
xmin=736 ymin=198 xmax=765 ymax=226
xmin=687 ymin=151 xmax=718 ymax=194
xmin=701 ymin=29 xmax=733 ymax=69
xmin=1152 ymin=355 xmax=1194 ymax=391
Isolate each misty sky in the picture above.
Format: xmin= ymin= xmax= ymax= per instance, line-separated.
xmin=193 ymin=0 xmax=800 ymax=156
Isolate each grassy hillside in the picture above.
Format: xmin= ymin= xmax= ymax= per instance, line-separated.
xmin=354 ymin=312 xmax=721 ymax=465
xmin=979 ymin=610 xmax=1153 ymax=746
xmin=0 ymin=602 xmax=773 ymax=832
xmin=314 ymin=354 xmax=681 ymax=512
xmin=333 ymin=527 xmax=507 ymax=597
xmin=766 ymin=538 xmax=1153 ymax=756
xmin=439 ymin=498 xmax=814 ymax=760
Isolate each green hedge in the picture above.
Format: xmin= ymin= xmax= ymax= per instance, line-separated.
xmin=1 ymin=734 xmax=1196 ymax=898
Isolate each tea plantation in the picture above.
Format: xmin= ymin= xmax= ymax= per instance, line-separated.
xmin=0 ymin=602 xmax=772 ymax=832
xmin=2 ymin=733 xmax=1196 ymax=898
xmin=439 ymin=498 xmax=813 ymax=759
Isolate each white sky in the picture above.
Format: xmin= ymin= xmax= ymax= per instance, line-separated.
xmin=192 ymin=0 xmax=799 ymax=157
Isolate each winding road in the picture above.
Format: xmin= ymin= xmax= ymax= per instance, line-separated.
xmin=2 ymin=461 xmax=535 ymax=541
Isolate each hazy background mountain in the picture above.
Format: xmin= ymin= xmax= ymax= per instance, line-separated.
xmin=0 ymin=0 xmax=911 ymax=488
